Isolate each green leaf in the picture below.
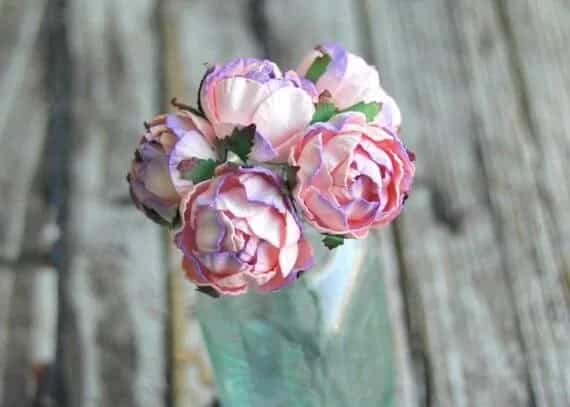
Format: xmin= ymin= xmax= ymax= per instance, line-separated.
xmin=196 ymin=286 xmax=221 ymax=298
xmin=322 ymin=234 xmax=345 ymax=250
xmin=311 ymin=102 xmax=338 ymax=124
xmin=339 ymin=101 xmax=382 ymax=122
xmin=225 ymin=125 xmax=256 ymax=162
xmin=180 ymin=158 xmax=218 ymax=184
xmin=305 ymin=53 xmax=332 ymax=83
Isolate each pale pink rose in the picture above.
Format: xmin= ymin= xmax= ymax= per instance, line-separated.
xmin=290 ymin=112 xmax=415 ymax=238
xmin=297 ymin=43 xmax=402 ymax=130
xmin=175 ymin=164 xmax=315 ymax=295
xmin=199 ymin=58 xmax=316 ymax=162
xmin=128 ymin=109 xmax=216 ymax=225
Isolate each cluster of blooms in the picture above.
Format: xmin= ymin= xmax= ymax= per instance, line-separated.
xmin=127 ymin=43 xmax=415 ymax=296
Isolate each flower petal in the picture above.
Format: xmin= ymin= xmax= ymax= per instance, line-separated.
xmin=247 ymin=206 xmax=284 ymax=247
xmin=293 ymin=237 xmax=315 ymax=272
xmin=212 ymin=78 xmax=272 ymax=130
xmin=182 ymin=255 xmax=209 ymax=285
xmin=253 ymin=241 xmax=279 ymax=273
xmin=198 ymin=252 xmax=246 ymax=276
xmin=278 ymin=243 xmax=298 ymax=277
xmin=168 ymin=131 xmax=217 ymax=195
xmin=194 ymin=208 xmax=227 ymax=253
xmin=302 ymin=188 xmax=348 ymax=233
xmin=252 ymin=87 xmax=314 ymax=162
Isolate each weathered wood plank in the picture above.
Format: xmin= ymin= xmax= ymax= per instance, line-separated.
xmin=160 ymin=1 xmax=569 ymax=405
xmin=0 ymin=151 xmax=58 ymax=407
xmin=163 ymin=1 xmax=263 ymax=404
xmin=0 ymin=0 xmax=48 ymax=259
xmin=264 ymin=0 xmax=362 ymax=66
xmin=167 ymin=0 xmax=419 ymax=405
xmin=487 ymin=1 xmax=570 ymax=404
xmin=1 ymin=265 xmax=57 ymax=406
xmin=264 ymin=1 xmax=421 ymax=405
xmin=0 ymin=266 xmax=14 ymax=404
xmin=171 ymin=0 xmax=262 ymax=96
xmin=1 ymin=267 xmax=35 ymax=405
xmin=363 ymin=0 xmax=540 ymax=405
xmin=62 ymin=1 xmax=167 ymax=406
xmin=2 ymin=166 xmax=60 ymax=406
xmin=0 ymin=0 xmax=50 ymax=404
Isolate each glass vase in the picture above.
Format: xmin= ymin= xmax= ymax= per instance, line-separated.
xmin=195 ymin=234 xmax=394 ymax=407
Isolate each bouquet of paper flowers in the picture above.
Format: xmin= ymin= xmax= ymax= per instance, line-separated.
xmin=127 ymin=43 xmax=415 ymax=297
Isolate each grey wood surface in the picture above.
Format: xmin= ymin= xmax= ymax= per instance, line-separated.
xmin=163 ymin=1 xmax=280 ymax=405
xmin=0 ymin=0 xmax=568 ymax=406
xmin=0 ymin=0 xmax=52 ymax=405
xmin=262 ymin=2 xmax=418 ymax=405
xmin=364 ymin=1 xmax=535 ymax=405
xmin=500 ymin=2 xmax=570 ymax=402
xmin=61 ymin=1 xmax=167 ymax=406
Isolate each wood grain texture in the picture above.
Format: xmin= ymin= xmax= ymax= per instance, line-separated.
xmin=0 ymin=265 xmax=15 ymax=404
xmin=6 ymin=170 xmax=60 ymax=406
xmin=1 ymin=0 xmax=568 ymax=405
xmin=163 ymin=1 xmax=262 ymax=404
xmin=264 ymin=0 xmax=362 ymax=66
xmin=0 ymin=0 xmax=48 ymax=259
xmin=0 ymin=159 xmax=59 ymax=407
xmin=493 ymin=0 xmax=570 ymax=404
xmin=62 ymin=1 xmax=167 ymax=406
xmin=0 ymin=0 xmax=50 ymax=404
xmin=248 ymin=1 xmax=418 ymax=405
xmin=1 ymin=267 xmax=35 ymax=405
xmin=362 ymin=0 xmax=542 ymax=405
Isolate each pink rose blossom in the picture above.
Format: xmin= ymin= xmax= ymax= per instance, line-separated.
xmin=297 ymin=43 xmax=402 ymax=130
xmin=199 ymin=58 xmax=316 ymax=162
xmin=128 ymin=109 xmax=216 ymax=225
xmin=175 ymin=164 xmax=315 ymax=295
xmin=290 ymin=112 xmax=415 ymax=238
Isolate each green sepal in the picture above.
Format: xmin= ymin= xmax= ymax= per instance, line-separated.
xmin=180 ymin=158 xmax=218 ymax=184
xmin=339 ymin=101 xmax=382 ymax=122
xmin=311 ymin=102 xmax=338 ymax=124
xmin=224 ymin=124 xmax=256 ymax=163
xmin=322 ymin=233 xmax=345 ymax=250
xmin=196 ymin=286 xmax=221 ymax=298
xmin=305 ymin=53 xmax=332 ymax=83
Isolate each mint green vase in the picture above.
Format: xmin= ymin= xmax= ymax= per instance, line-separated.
xmin=195 ymin=235 xmax=394 ymax=406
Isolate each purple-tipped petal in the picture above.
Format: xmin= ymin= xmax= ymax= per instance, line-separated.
xmin=128 ymin=109 xmax=216 ymax=225
xmin=176 ymin=164 xmax=315 ymax=296
xmin=200 ymin=58 xmax=315 ymax=163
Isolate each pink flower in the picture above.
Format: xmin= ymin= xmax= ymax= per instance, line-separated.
xmin=175 ymin=164 xmax=314 ymax=295
xmin=290 ymin=112 xmax=415 ymax=238
xmin=128 ymin=109 xmax=216 ymax=225
xmin=297 ymin=43 xmax=401 ymax=130
xmin=199 ymin=58 xmax=316 ymax=162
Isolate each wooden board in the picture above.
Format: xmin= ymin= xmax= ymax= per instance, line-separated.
xmin=61 ymin=1 xmax=167 ymax=406
xmin=364 ymin=1 xmax=528 ymax=406
xmin=1 ymin=0 xmax=568 ymax=406
xmin=363 ymin=0 xmax=570 ymax=405
xmin=0 ymin=0 xmax=51 ymax=404
xmin=492 ymin=1 xmax=570 ymax=404
xmin=264 ymin=0 xmax=362 ymax=65
xmin=262 ymin=1 xmax=418 ymax=405
xmin=165 ymin=0 xmax=417 ymax=405
xmin=0 ymin=0 xmax=48 ymax=260
xmin=163 ymin=1 xmax=262 ymax=405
